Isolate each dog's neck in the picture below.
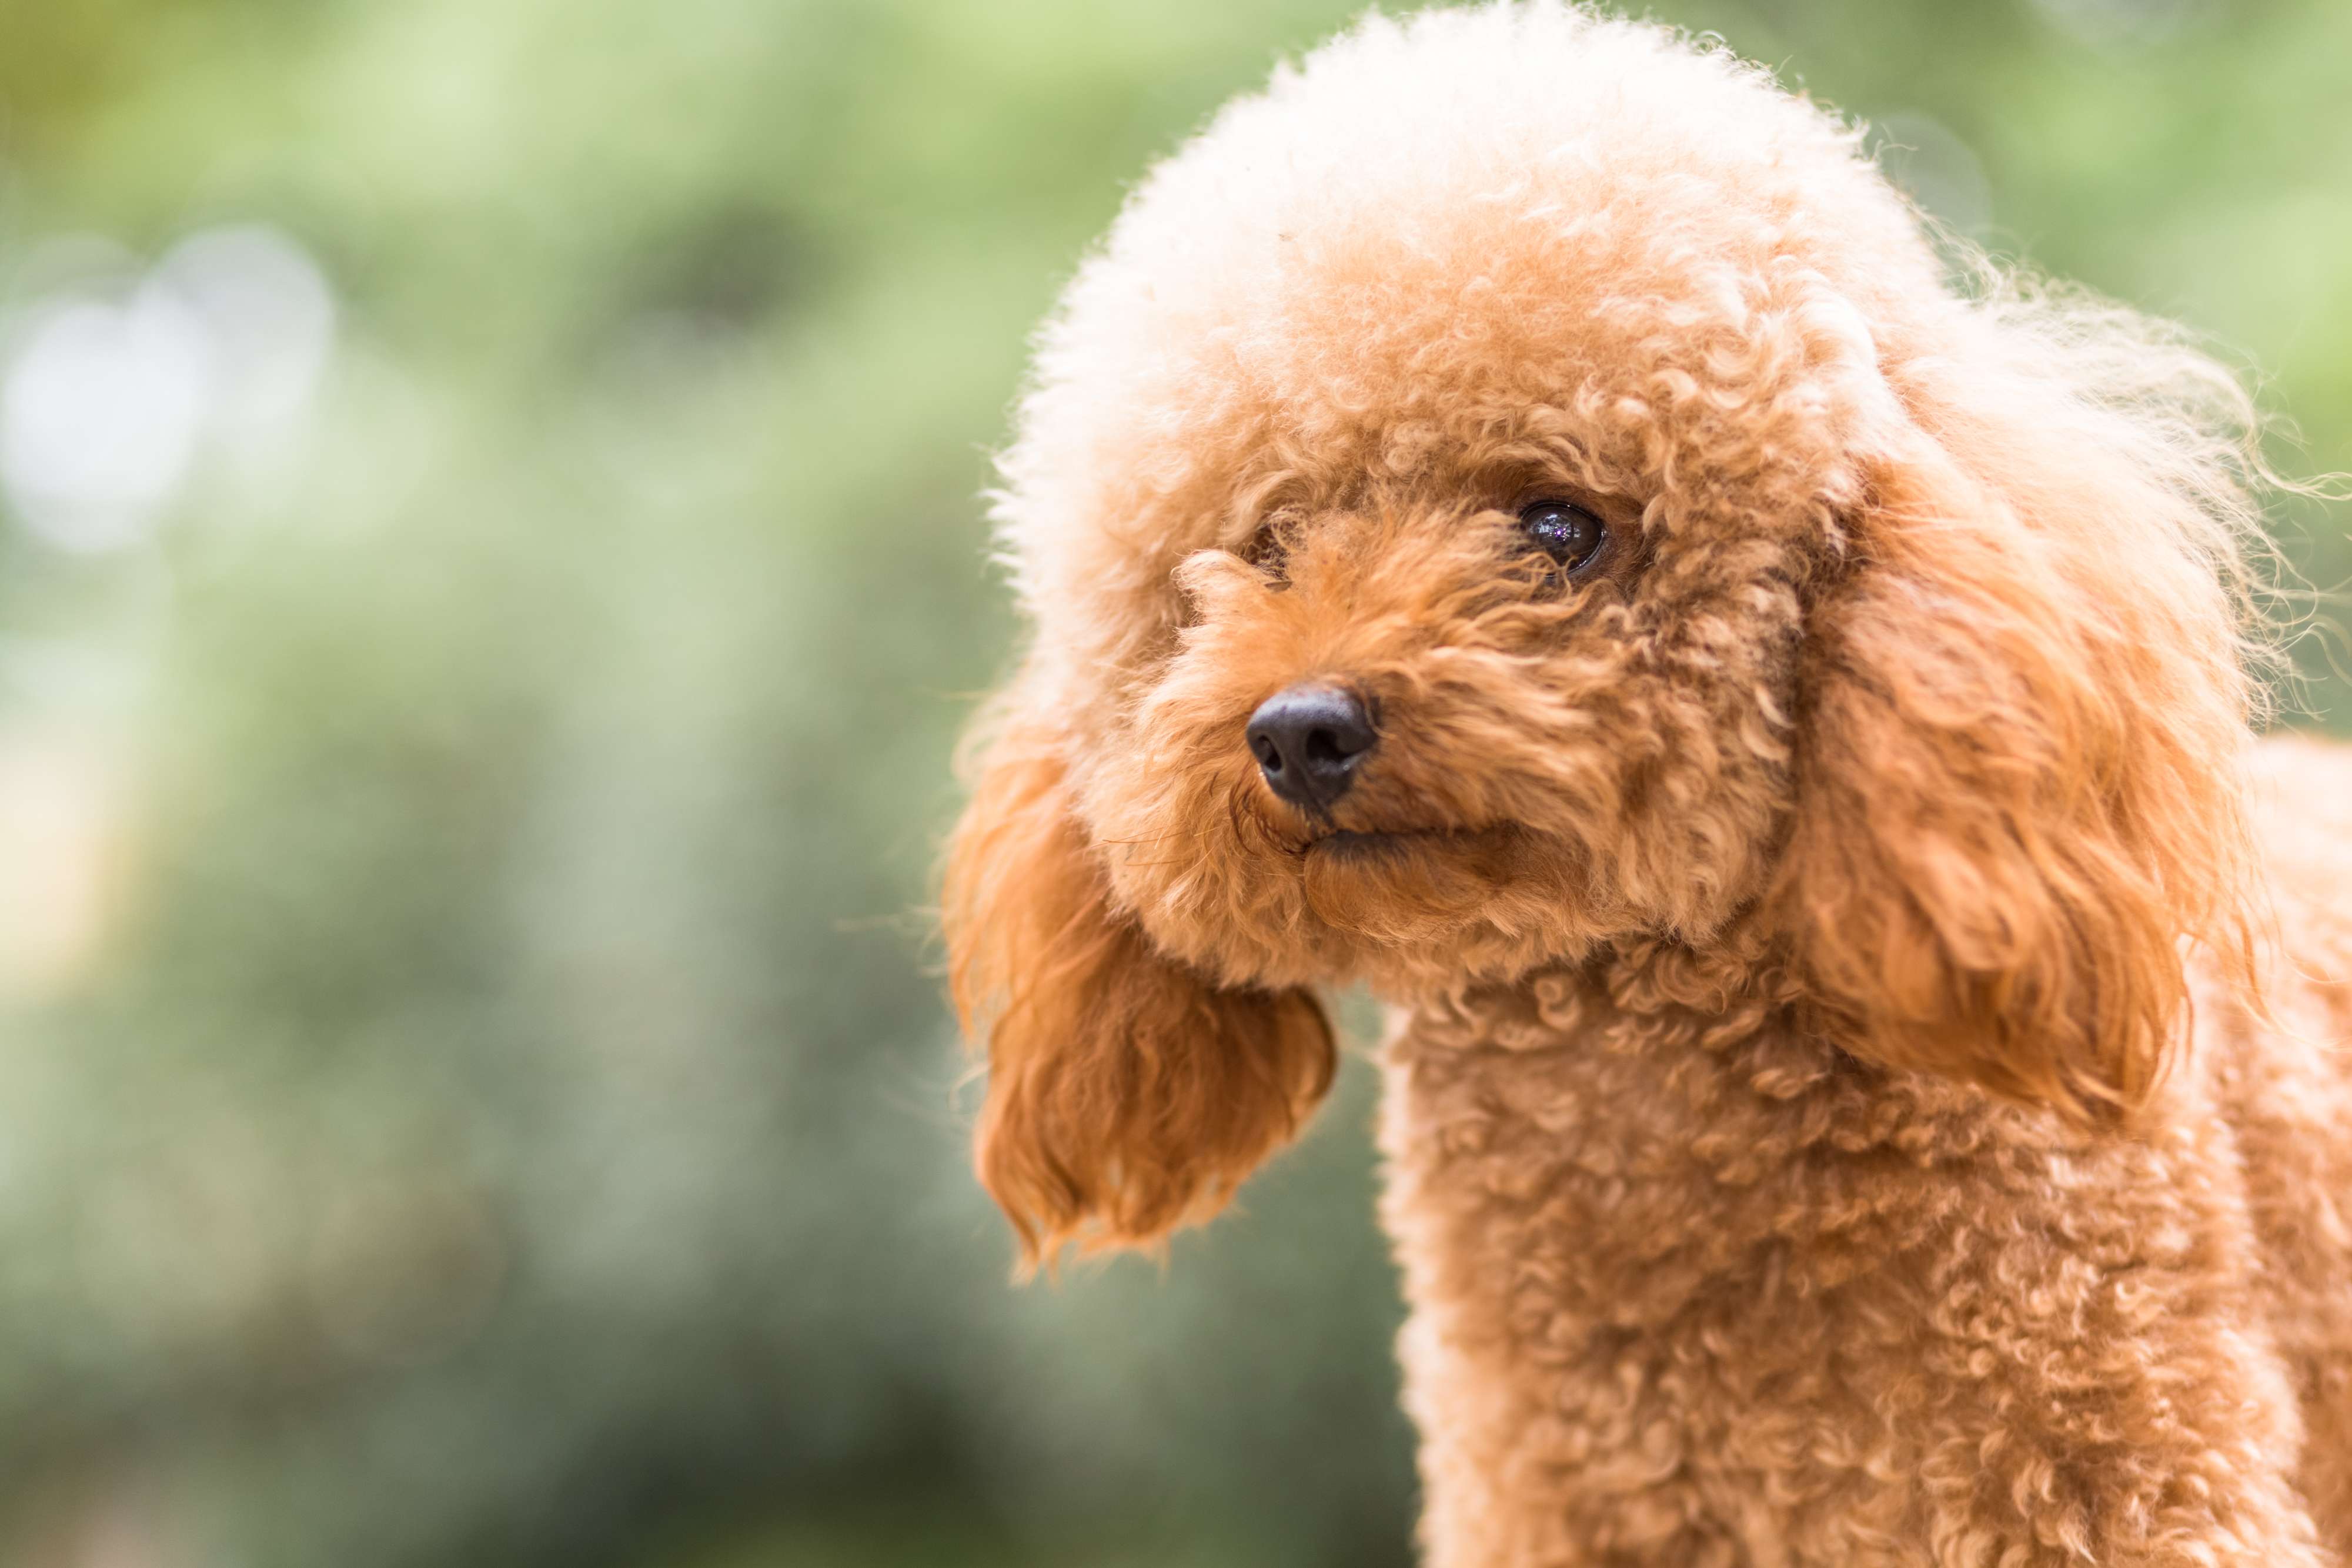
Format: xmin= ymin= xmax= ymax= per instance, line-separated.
xmin=1379 ymin=920 xmax=2049 ymax=1201
xmin=1375 ymin=932 xmax=2060 ymax=1336
xmin=1400 ymin=915 xmax=1816 ymax=1054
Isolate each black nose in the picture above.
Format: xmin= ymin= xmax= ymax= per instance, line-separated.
xmin=1246 ymin=684 xmax=1377 ymax=811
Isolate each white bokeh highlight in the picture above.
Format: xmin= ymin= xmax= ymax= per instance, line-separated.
xmin=155 ymin=225 xmax=339 ymax=458
xmin=0 ymin=223 xmax=337 ymax=553
xmin=1 ymin=290 xmax=210 ymax=553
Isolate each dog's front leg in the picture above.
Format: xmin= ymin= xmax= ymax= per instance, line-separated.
xmin=1403 ymin=1287 xmax=2336 ymax=1568
xmin=1899 ymin=1299 xmax=2335 ymax=1567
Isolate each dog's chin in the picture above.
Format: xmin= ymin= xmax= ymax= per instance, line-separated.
xmin=1292 ymin=821 xmax=1527 ymax=941
xmin=1131 ymin=817 xmax=1604 ymax=994
xmin=1254 ymin=818 xmax=1625 ymax=994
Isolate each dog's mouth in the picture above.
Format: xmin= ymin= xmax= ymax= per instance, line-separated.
xmin=1305 ymin=823 xmax=1515 ymax=860
xmin=1313 ymin=828 xmax=1437 ymax=858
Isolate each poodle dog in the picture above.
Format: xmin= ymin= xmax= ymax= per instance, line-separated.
xmin=941 ymin=6 xmax=2352 ymax=1564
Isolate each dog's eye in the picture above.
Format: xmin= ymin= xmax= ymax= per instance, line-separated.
xmin=1516 ymin=500 xmax=1606 ymax=572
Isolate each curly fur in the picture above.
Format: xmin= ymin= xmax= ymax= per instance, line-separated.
xmin=940 ymin=5 xmax=2352 ymax=1563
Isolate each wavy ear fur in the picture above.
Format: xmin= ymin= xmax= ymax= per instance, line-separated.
xmin=1775 ymin=335 xmax=2266 ymax=1119
xmin=942 ymin=694 xmax=1335 ymax=1269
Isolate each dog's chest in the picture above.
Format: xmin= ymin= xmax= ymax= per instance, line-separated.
xmin=1371 ymin=982 xmax=2014 ymax=1563
xmin=1376 ymin=984 xmax=1962 ymax=1321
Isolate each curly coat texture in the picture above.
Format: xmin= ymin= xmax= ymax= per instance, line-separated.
xmin=940 ymin=6 xmax=2352 ymax=1564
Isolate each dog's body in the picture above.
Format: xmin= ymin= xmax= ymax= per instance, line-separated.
xmin=941 ymin=6 xmax=2352 ymax=1563
xmin=1384 ymin=735 xmax=2352 ymax=1565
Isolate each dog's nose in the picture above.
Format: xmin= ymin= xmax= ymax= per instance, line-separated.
xmin=1247 ymin=684 xmax=1377 ymax=811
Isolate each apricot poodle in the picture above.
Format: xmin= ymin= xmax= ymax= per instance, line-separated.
xmin=941 ymin=6 xmax=2352 ymax=1564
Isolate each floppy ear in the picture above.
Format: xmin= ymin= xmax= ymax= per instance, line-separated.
xmin=1773 ymin=399 xmax=2262 ymax=1119
xmin=941 ymin=691 xmax=1335 ymax=1269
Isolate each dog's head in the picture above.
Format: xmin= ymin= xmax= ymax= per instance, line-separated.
xmin=945 ymin=5 xmax=2270 ymax=1263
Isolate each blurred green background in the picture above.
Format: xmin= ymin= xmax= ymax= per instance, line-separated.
xmin=0 ymin=1 xmax=2342 ymax=1564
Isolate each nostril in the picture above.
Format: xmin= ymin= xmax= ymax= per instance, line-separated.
xmin=1245 ymin=682 xmax=1378 ymax=810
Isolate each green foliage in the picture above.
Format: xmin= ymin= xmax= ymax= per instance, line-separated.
xmin=0 ymin=1 xmax=2340 ymax=1564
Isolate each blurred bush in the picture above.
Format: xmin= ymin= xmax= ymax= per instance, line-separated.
xmin=0 ymin=2 xmax=2340 ymax=1565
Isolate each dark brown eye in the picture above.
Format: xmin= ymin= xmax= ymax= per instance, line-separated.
xmin=1516 ymin=500 xmax=1606 ymax=572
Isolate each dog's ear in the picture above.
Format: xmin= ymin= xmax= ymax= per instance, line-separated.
xmin=941 ymin=692 xmax=1335 ymax=1270
xmin=1773 ymin=395 xmax=2263 ymax=1120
